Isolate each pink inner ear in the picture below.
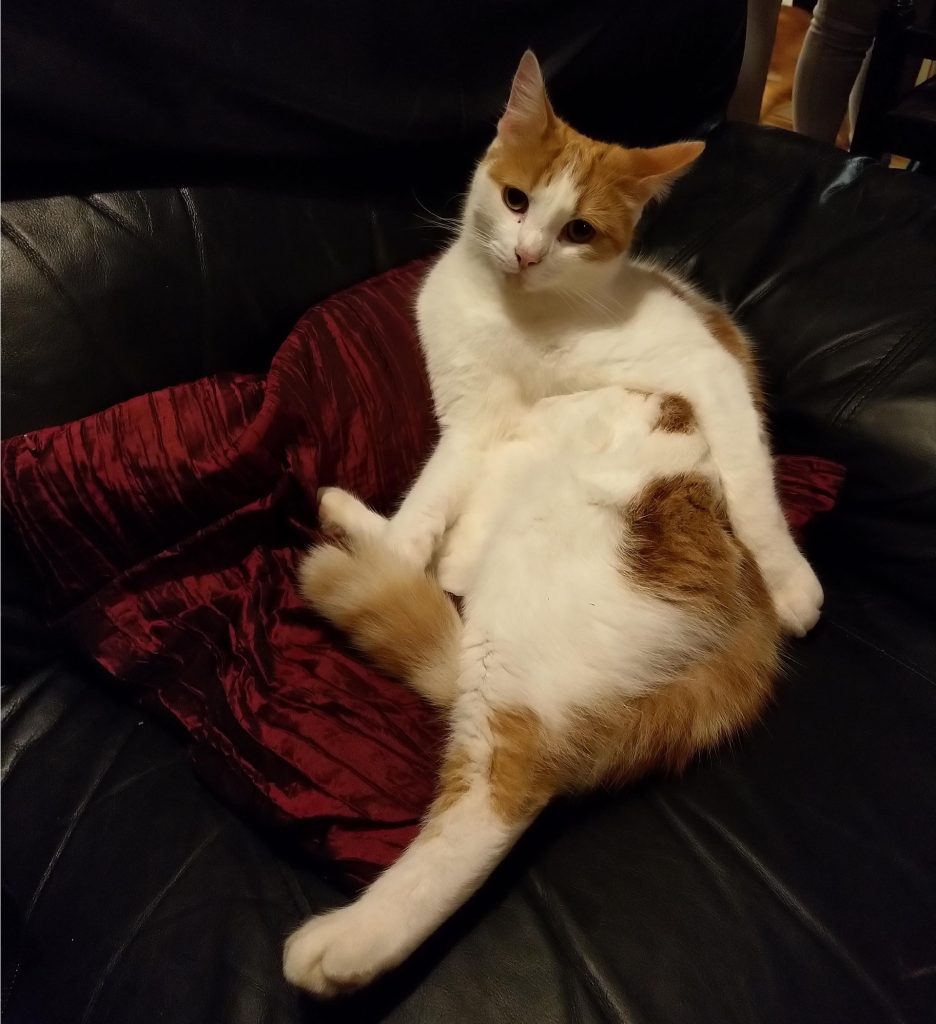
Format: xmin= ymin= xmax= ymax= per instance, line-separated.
xmin=498 ymin=50 xmax=551 ymax=137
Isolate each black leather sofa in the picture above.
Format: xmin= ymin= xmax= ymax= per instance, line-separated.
xmin=3 ymin=3 xmax=935 ymax=1023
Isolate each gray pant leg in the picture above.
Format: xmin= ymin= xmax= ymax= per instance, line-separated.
xmin=793 ymin=0 xmax=887 ymax=142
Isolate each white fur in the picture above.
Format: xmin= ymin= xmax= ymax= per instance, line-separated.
xmin=416 ymin=163 xmax=821 ymax=635
xmin=284 ymin=758 xmax=523 ymax=995
xmin=284 ymin=142 xmax=822 ymax=997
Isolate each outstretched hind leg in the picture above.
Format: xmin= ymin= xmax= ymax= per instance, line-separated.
xmin=283 ymin=692 xmax=551 ymax=996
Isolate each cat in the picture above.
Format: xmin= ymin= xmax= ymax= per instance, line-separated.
xmin=282 ymin=50 xmax=823 ymax=997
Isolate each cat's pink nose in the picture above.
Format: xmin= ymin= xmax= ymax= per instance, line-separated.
xmin=515 ymin=247 xmax=540 ymax=270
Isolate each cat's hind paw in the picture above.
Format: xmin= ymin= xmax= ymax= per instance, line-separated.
xmin=767 ymin=553 xmax=824 ymax=638
xmin=283 ymin=906 xmax=400 ymax=998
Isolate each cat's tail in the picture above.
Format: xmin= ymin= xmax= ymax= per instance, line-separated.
xmin=297 ymin=541 xmax=461 ymax=708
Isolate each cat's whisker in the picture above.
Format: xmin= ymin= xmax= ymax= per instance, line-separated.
xmin=411 ymin=193 xmax=463 ymax=235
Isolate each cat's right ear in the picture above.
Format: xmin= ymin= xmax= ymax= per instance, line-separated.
xmin=626 ymin=142 xmax=706 ymax=206
xmin=498 ymin=51 xmax=555 ymax=140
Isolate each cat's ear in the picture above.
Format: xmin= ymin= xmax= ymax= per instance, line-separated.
xmin=498 ymin=50 xmax=555 ymax=140
xmin=627 ymin=141 xmax=705 ymax=205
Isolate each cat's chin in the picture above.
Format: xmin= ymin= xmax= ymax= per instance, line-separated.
xmin=501 ymin=270 xmax=553 ymax=294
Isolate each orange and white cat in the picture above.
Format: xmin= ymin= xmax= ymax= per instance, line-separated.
xmin=283 ymin=51 xmax=822 ymax=996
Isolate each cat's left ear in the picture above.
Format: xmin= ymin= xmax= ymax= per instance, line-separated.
xmin=627 ymin=141 xmax=706 ymax=205
xmin=498 ymin=50 xmax=556 ymax=140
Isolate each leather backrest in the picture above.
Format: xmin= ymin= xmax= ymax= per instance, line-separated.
xmin=1 ymin=186 xmax=441 ymax=434
xmin=1 ymin=0 xmax=744 ymax=199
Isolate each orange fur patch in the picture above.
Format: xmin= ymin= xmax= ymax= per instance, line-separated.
xmin=700 ymin=304 xmax=764 ymax=412
xmin=489 ymin=707 xmax=553 ymax=823
xmin=426 ymin=745 xmax=471 ymax=823
xmin=623 ymin=474 xmax=738 ymax=622
xmin=654 ymin=393 xmax=695 ymax=433
xmin=486 ymin=119 xmax=572 ymax=197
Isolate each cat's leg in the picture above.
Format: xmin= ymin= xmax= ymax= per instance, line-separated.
xmin=435 ymin=500 xmax=498 ymax=597
xmin=283 ymin=691 xmax=549 ymax=996
xmin=385 ymin=431 xmax=482 ymax=570
xmin=687 ymin=354 xmax=823 ymax=636
xmin=435 ymin=529 xmax=484 ymax=597
xmin=315 ymin=429 xmax=481 ymax=561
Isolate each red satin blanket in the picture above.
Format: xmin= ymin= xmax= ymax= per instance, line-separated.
xmin=2 ymin=260 xmax=844 ymax=884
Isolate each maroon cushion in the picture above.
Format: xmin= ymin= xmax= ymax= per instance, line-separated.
xmin=2 ymin=260 xmax=844 ymax=885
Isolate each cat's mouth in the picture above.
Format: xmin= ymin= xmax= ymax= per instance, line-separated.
xmin=504 ymin=268 xmax=554 ymax=293
xmin=486 ymin=245 xmax=553 ymax=290
xmin=497 ymin=256 xmax=544 ymax=285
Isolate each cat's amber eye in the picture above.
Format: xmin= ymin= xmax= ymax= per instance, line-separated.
xmin=561 ymin=219 xmax=596 ymax=244
xmin=502 ymin=186 xmax=529 ymax=213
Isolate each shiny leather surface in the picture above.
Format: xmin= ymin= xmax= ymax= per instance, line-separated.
xmin=4 ymin=4 xmax=936 ymax=1020
xmin=1 ymin=185 xmax=442 ymax=435
xmin=4 ymin=578 xmax=935 ymax=1024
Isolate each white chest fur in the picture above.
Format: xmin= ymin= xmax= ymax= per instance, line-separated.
xmin=417 ymin=241 xmax=719 ymax=427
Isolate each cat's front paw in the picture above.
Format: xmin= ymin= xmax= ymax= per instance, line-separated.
xmin=283 ymin=906 xmax=399 ymax=998
xmin=766 ymin=553 xmax=824 ymax=638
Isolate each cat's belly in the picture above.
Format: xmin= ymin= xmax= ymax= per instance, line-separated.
xmin=436 ymin=387 xmax=714 ymax=598
xmin=433 ymin=387 xmax=726 ymax=715
xmin=462 ymin=487 xmax=702 ymax=717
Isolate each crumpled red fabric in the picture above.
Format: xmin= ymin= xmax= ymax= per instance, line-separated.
xmin=2 ymin=259 xmax=844 ymax=885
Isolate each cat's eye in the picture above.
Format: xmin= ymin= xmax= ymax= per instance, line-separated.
xmin=562 ymin=219 xmax=596 ymax=244
xmin=502 ymin=187 xmax=529 ymax=213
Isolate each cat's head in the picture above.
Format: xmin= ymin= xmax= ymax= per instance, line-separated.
xmin=465 ymin=51 xmax=704 ymax=294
